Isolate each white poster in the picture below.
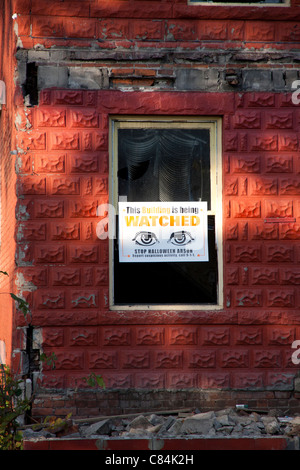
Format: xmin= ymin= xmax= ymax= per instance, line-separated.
xmin=118 ymin=201 xmax=208 ymax=263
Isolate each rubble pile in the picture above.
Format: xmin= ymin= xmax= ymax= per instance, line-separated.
xmin=22 ymin=408 xmax=300 ymax=441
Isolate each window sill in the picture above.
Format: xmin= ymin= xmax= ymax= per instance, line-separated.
xmin=109 ymin=304 xmax=224 ymax=311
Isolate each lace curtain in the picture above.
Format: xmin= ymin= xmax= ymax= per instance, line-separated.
xmin=118 ymin=128 xmax=210 ymax=205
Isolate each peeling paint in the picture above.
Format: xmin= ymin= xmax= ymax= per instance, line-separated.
xmin=71 ymin=294 xmax=96 ymax=307
xmin=15 ymin=271 xmax=37 ymax=292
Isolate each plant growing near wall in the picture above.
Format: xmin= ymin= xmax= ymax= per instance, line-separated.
xmin=0 ymin=270 xmax=105 ymax=448
xmin=0 ymin=365 xmax=31 ymax=450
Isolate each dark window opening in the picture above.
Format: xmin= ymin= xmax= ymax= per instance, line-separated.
xmin=113 ymin=126 xmax=219 ymax=306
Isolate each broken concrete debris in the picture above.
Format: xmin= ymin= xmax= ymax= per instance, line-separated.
xmin=22 ymin=408 xmax=300 ymax=441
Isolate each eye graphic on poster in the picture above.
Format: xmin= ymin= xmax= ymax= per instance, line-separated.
xmin=168 ymin=231 xmax=194 ymax=246
xmin=118 ymin=201 xmax=208 ymax=262
xmin=132 ymin=231 xmax=159 ymax=246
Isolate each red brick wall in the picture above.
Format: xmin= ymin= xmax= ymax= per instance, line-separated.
xmin=0 ymin=0 xmax=19 ymax=368
xmin=2 ymin=0 xmax=300 ymax=416
xmin=15 ymin=90 xmax=300 ymax=392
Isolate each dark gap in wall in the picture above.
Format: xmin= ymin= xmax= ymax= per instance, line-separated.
xmin=24 ymin=325 xmax=40 ymax=424
xmin=23 ymin=62 xmax=38 ymax=106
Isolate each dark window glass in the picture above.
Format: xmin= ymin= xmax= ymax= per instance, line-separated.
xmin=113 ymin=127 xmax=218 ymax=306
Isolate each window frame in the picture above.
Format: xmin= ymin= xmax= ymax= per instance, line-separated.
xmin=109 ymin=115 xmax=223 ymax=311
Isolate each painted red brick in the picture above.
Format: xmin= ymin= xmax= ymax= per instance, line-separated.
xmin=1 ymin=0 xmax=300 ymax=420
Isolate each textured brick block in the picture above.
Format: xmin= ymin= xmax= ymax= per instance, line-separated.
xmin=98 ymin=18 xmax=130 ymax=40
xmin=250 ymin=134 xmax=278 ymax=152
xmin=42 ymin=328 xmax=64 ymax=348
xmin=104 ymin=374 xmax=133 ymax=389
xmin=64 ymin=18 xmax=96 ymax=38
xmin=136 ymin=327 xmax=164 ymax=345
xmin=235 ymin=290 xmax=262 ymax=308
xmin=226 ymin=267 xmax=239 ymax=285
xmin=88 ymin=351 xmax=117 ymax=369
xmin=280 ymin=224 xmax=300 ymax=240
xmin=266 ymin=372 xmax=294 ymax=391
xmin=247 ymin=93 xmax=275 ymax=108
xmin=35 ymin=200 xmax=64 ymax=218
xmin=245 ymin=22 xmax=275 ymax=42
xmin=165 ymin=20 xmax=197 ymax=41
xmin=35 ymin=154 xmax=66 ymax=173
xmin=71 ymin=290 xmax=98 ymax=308
xmin=36 ymin=290 xmax=65 ymax=309
xmin=200 ymin=373 xmax=230 ymax=389
xmin=69 ymin=155 xmax=99 ymax=173
xmin=132 ymin=20 xmax=163 ymax=40
xmin=224 ymin=178 xmax=238 ymax=196
xmin=53 ymin=90 xmax=83 ymax=105
xmin=251 ymin=268 xmax=279 ymax=285
xmin=95 ymin=267 xmax=108 ymax=285
xmin=278 ymin=134 xmax=298 ymax=152
xmin=266 ymin=156 xmax=293 ymax=173
xmin=49 ymin=132 xmax=80 ymax=150
xmin=36 ymin=245 xmax=65 ymax=264
xmin=52 ymin=268 xmax=81 ymax=286
xmin=281 ymin=269 xmax=300 ymax=285
xmin=234 ymin=327 xmax=263 ymax=345
xmin=54 ymin=352 xmax=84 ymax=371
xmin=36 ymin=108 xmax=66 ymax=127
xmin=220 ymin=350 xmax=249 ymax=368
xmin=249 ymin=177 xmax=277 ymax=196
xmin=52 ymin=177 xmax=80 ymax=195
xmin=103 ymin=328 xmax=131 ymax=346
xmin=198 ymin=20 xmax=227 ymax=40
xmin=68 ymin=327 xmax=98 ymax=347
xmin=188 ymin=350 xmax=216 ymax=369
xmin=135 ymin=373 xmax=165 ymax=388
xmin=251 ymin=223 xmax=278 ymax=240
xmin=267 ymin=327 xmax=295 ymax=346
xmin=169 ymin=327 xmax=197 ymax=345
xmin=232 ymin=201 xmax=261 ymax=218
xmin=18 ymin=222 xmax=46 ymax=241
xmin=265 ymin=200 xmax=293 ymax=218
xmin=232 ymin=373 xmax=264 ymax=390
xmin=94 ymin=177 xmax=108 ymax=195
xmin=168 ymin=373 xmax=197 ymax=389
xmin=154 ymin=351 xmax=183 ymax=369
xmin=233 ymin=111 xmax=261 ymax=129
xmin=51 ymin=223 xmax=80 ymax=241
xmin=265 ymin=112 xmax=293 ymax=129
xmin=266 ymin=245 xmax=294 ymax=263
xmin=201 ymin=327 xmax=230 ymax=346
xmin=233 ymin=245 xmax=261 ymax=263
xmin=279 ymin=179 xmax=300 ymax=195
xmin=69 ymin=109 xmax=98 ymax=128
xmin=20 ymin=267 xmax=48 ymax=286
xmin=69 ymin=246 xmax=98 ymax=263
xmin=231 ymin=156 xmax=261 ymax=174
xmin=267 ymin=289 xmax=295 ymax=308
xmin=121 ymin=351 xmax=150 ymax=369
xmin=32 ymin=16 xmax=64 ymax=37
xmin=277 ymin=22 xmax=300 ymax=42
xmin=94 ymin=132 xmax=108 ymax=151
xmin=69 ymin=200 xmax=98 ymax=218
xmin=19 ymin=176 xmax=46 ymax=195
xmin=254 ymin=350 xmax=281 ymax=368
